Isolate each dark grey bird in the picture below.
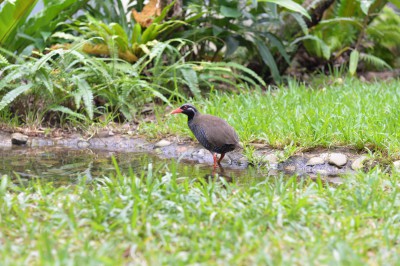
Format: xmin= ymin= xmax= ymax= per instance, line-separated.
xmin=170 ymin=103 xmax=241 ymax=168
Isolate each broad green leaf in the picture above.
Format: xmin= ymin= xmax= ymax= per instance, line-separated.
xmin=131 ymin=23 xmax=142 ymax=44
xmin=225 ymin=36 xmax=239 ymax=57
xmin=13 ymin=0 xmax=88 ymax=52
xmin=349 ymin=49 xmax=359 ymax=76
xmin=0 ymin=0 xmax=38 ymax=46
xmin=360 ymin=0 xmax=375 ymax=15
xmin=264 ymin=32 xmax=291 ymax=64
xmin=255 ymin=39 xmax=281 ymax=82
xmin=110 ymin=22 xmax=129 ymax=50
xmin=220 ymin=5 xmax=241 ymax=18
xmin=258 ymin=0 xmax=310 ymax=19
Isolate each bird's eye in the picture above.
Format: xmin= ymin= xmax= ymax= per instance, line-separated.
xmin=182 ymin=106 xmax=187 ymax=110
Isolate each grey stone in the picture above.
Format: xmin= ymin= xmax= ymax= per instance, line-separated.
xmin=328 ymin=153 xmax=347 ymax=167
xmin=320 ymin=153 xmax=329 ymax=161
xmin=154 ymin=139 xmax=171 ymax=148
xmin=265 ymin=154 xmax=279 ymax=164
xmin=197 ymin=149 xmax=207 ymax=157
xmin=306 ymin=156 xmax=325 ymax=166
xmin=77 ymin=141 xmax=90 ymax=148
xmin=11 ymin=133 xmax=28 ymax=145
xmin=393 ymin=160 xmax=400 ymax=171
xmin=315 ymin=169 xmax=328 ymax=175
xmin=238 ymin=156 xmax=248 ymax=165
xmin=351 ymin=156 xmax=368 ymax=170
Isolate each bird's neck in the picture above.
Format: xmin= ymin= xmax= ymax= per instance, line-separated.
xmin=186 ymin=111 xmax=198 ymax=122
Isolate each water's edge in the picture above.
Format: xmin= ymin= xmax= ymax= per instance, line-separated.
xmin=1 ymin=131 xmax=373 ymax=182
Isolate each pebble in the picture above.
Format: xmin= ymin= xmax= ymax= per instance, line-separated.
xmin=284 ymin=165 xmax=296 ymax=172
xmin=264 ymin=154 xmax=279 ymax=164
xmin=315 ymin=169 xmax=328 ymax=175
xmin=306 ymin=156 xmax=325 ymax=166
xmin=393 ymin=160 xmax=400 ymax=171
xmin=11 ymin=133 xmax=28 ymax=145
xmin=351 ymin=156 xmax=368 ymax=170
xmin=238 ymin=156 xmax=248 ymax=165
xmin=77 ymin=141 xmax=90 ymax=148
xmin=197 ymin=149 xmax=207 ymax=157
xmin=154 ymin=139 xmax=171 ymax=148
xmin=328 ymin=153 xmax=347 ymax=167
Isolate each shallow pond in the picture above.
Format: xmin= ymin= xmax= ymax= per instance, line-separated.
xmin=0 ymin=146 xmax=276 ymax=186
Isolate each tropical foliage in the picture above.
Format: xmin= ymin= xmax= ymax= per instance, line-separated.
xmin=0 ymin=0 xmax=399 ymax=126
xmin=0 ymin=38 xmax=264 ymax=124
xmin=301 ymin=0 xmax=400 ymax=75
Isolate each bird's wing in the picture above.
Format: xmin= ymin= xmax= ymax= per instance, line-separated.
xmin=194 ymin=114 xmax=239 ymax=148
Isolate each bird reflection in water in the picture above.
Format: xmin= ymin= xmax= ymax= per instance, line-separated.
xmin=204 ymin=164 xmax=233 ymax=183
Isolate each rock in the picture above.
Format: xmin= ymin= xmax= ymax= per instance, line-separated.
xmin=306 ymin=156 xmax=325 ymax=166
xmin=351 ymin=156 xmax=368 ymax=170
xmin=154 ymin=139 xmax=171 ymax=148
xmin=284 ymin=165 xmax=296 ymax=172
xmin=77 ymin=141 xmax=90 ymax=148
xmin=315 ymin=169 xmax=328 ymax=175
xmin=320 ymin=153 xmax=329 ymax=161
xmin=264 ymin=154 xmax=279 ymax=164
xmin=328 ymin=153 xmax=347 ymax=167
xmin=238 ymin=156 xmax=248 ymax=165
xmin=393 ymin=160 xmax=400 ymax=172
xmin=11 ymin=133 xmax=28 ymax=145
xmin=197 ymin=149 xmax=207 ymax=157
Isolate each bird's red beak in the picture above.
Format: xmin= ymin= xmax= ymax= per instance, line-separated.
xmin=170 ymin=108 xmax=183 ymax=114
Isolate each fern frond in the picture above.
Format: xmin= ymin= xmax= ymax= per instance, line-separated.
xmin=0 ymin=84 xmax=32 ymax=111
xmin=74 ymin=78 xmax=94 ymax=120
xmin=51 ymin=106 xmax=86 ymax=120
xmin=0 ymin=53 xmax=9 ymax=66
xmin=359 ymin=53 xmax=392 ymax=70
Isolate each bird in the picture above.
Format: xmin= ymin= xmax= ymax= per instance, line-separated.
xmin=170 ymin=103 xmax=241 ymax=168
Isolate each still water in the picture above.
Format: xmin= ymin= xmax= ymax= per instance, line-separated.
xmin=0 ymin=146 xmax=272 ymax=185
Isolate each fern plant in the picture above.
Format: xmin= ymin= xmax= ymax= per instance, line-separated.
xmin=0 ymin=37 xmax=265 ymax=125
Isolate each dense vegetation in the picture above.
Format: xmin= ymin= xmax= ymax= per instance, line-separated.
xmin=0 ymin=0 xmax=399 ymax=126
xmin=1 ymin=1 xmax=400 ymax=265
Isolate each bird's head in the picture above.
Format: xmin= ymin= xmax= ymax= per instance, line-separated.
xmin=170 ymin=103 xmax=199 ymax=119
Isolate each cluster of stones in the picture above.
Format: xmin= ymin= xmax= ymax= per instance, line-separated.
xmin=8 ymin=134 xmax=400 ymax=173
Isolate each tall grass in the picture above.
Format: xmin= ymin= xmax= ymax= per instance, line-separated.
xmin=154 ymin=78 xmax=400 ymax=156
xmin=0 ymin=162 xmax=399 ymax=264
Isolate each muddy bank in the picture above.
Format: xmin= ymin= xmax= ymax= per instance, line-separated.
xmin=0 ymin=131 xmax=394 ymax=178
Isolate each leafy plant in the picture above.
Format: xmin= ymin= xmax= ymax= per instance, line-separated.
xmin=0 ymin=37 xmax=265 ymax=125
xmin=174 ymin=0 xmax=310 ymax=83
xmin=0 ymin=0 xmax=89 ymax=54
xmin=301 ymin=0 xmax=400 ymax=75
xmin=57 ymin=1 xmax=185 ymax=63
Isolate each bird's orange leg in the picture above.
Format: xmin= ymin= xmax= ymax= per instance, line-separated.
xmin=218 ymin=153 xmax=225 ymax=164
xmin=213 ymin=153 xmax=218 ymax=168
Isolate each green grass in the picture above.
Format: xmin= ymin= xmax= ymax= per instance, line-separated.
xmin=1 ymin=161 xmax=400 ymax=265
xmin=143 ymin=78 xmax=400 ymax=158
